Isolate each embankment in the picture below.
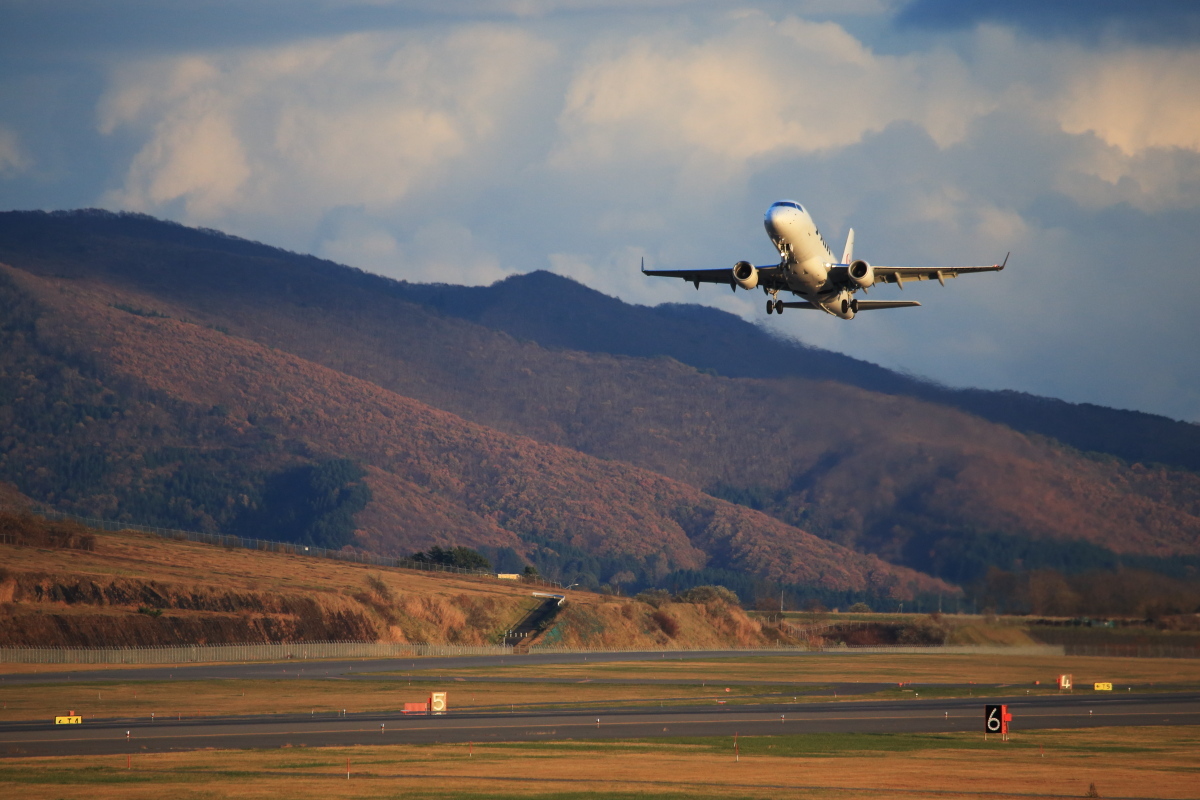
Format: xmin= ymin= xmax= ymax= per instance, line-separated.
xmin=0 ymin=514 xmax=791 ymax=650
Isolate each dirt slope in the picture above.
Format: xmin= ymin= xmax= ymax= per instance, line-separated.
xmin=0 ymin=516 xmax=777 ymax=649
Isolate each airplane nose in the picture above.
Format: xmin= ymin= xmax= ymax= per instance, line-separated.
xmin=764 ymin=204 xmax=790 ymax=236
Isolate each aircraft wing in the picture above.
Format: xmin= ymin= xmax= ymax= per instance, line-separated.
xmin=781 ymin=300 xmax=921 ymax=310
xmin=641 ymin=264 xmax=788 ymax=291
xmin=872 ymin=254 xmax=1008 ymax=289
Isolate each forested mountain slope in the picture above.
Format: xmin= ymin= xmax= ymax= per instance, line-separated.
xmin=399 ymin=270 xmax=1200 ymax=473
xmin=0 ymin=261 xmax=946 ymax=601
xmin=0 ymin=210 xmax=1197 ymax=603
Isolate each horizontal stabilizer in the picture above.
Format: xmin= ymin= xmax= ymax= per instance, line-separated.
xmin=856 ymin=300 xmax=921 ymax=310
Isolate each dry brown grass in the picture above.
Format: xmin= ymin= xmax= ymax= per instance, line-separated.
xmin=0 ymin=678 xmax=758 ymax=723
xmin=1 ymin=527 xmax=524 ymax=604
xmin=0 ymin=525 xmax=776 ymax=652
xmin=0 ymin=726 xmax=1195 ymax=799
xmin=0 ymin=526 xmax=585 ymax=650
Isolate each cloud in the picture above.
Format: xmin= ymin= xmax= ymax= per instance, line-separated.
xmin=319 ymin=212 xmax=512 ymax=286
xmin=1056 ymin=48 xmax=1200 ymax=155
xmin=0 ymin=125 xmax=32 ymax=176
xmin=551 ymin=12 xmax=989 ymax=182
xmin=98 ymin=26 xmax=557 ymax=232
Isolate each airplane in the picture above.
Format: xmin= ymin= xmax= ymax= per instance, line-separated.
xmin=641 ymin=200 xmax=1007 ymax=319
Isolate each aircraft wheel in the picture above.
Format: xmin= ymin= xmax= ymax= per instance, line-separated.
xmin=774 ymin=300 xmax=784 ymax=314
xmin=851 ymin=299 xmax=859 ymax=313
xmin=766 ymin=299 xmax=775 ymax=314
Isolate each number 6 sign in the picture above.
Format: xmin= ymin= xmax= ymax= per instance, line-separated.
xmin=985 ymin=704 xmax=1002 ymax=733
xmin=985 ymin=704 xmax=1012 ymax=739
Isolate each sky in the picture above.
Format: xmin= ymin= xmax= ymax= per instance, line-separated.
xmin=2 ymin=1 xmax=1199 ymax=422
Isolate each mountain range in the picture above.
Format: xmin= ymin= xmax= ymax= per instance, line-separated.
xmin=0 ymin=209 xmax=1197 ymax=612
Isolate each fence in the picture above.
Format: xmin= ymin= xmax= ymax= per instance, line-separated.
xmin=21 ymin=640 xmax=1200 ymax=665
xmin=528 ymin=644 xmax=1067 ymax=656
xmin=0 ymin=641 xmax=1066 ymax=665
xmin=0 ymin=641 xmax=513 ymax=666
xmin=21 ymin=508 xmax=564 ymax=590
xmin=1061 ymin=643 xmax=1200 ymax=659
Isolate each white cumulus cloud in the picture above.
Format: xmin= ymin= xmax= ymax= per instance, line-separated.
xmin=98 ymin=27 xmax=557 ymax=233
xmin=551 ymin=13 xmax=991 ymax=179
xmin=0 ymin=125 xmax=33 ymax=176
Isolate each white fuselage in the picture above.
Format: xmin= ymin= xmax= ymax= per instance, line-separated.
xmin=763 ymin=200 xmax=838 ymax=299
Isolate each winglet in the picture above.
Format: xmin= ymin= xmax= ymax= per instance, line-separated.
xmin=640 ymin=256 xmax=646 ymax=274
xmin=997 ymin=252 xmax=1009 ymax=270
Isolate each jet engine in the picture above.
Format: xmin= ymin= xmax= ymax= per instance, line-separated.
xmin=848 ymin=259 xmax=874 ymax=288
xmin=732 ymin=260 xmax=758 ymax=290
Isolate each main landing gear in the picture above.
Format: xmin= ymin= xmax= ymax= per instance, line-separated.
xmin=766 ymin=291 xmax=783 ymax=315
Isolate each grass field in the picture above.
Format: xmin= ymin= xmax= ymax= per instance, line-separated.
xmin=5 ymin=651 xmax=1200 ymax=724
xmin=0 ymin=678 xmax=778 ymax=723
xmin=0 ymin=726 xmax=1195 ymax=799
xmin=399 ymin=652 xmax=1200 ymax=687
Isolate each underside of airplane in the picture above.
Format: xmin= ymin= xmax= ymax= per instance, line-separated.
xmin=643 ymin=200 xmax=1006 ymax=320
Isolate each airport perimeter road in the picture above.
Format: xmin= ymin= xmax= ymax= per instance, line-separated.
xmin=3 ymin=692 xmax=1197 ymax=758
xmin=0 ymin=649 xmax=920 ymax=686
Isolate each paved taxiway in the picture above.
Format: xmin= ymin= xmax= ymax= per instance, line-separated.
xmin=0 ymin=649 xmax=859 ymax=686
xmin=3 ymin=692 xmax=1196 ymax=758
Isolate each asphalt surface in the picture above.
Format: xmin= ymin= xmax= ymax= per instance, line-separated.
xmin=3 ymin=691 xmax=1197 ymax=758
xmin=3 ymin=651 xmax=1198 ymax=758
xmin=0 ymin=649 xmax=853 ymax=686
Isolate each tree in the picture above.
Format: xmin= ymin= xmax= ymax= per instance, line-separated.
xmin=410 ymin=546 xmax=492 ymax=571
xmin=233 ymin=459 xmax=372 ymax=550
xmin=675 ymin=585 xmax=739 ymax=606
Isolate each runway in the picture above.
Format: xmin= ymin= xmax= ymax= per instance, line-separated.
xmin=0 ymin=649 xmax=852 ymax=686
xmin=3 ymin=691 xmax=1197 ymax=758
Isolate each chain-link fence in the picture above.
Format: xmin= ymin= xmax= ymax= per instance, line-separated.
xmin=528 ymin=644 xmax=1067 ymax=656
xmin=0 ymin=642 xmax=1067 ymax=665
xmin=1060 ymin=643 xmax=1200 ymax=658
xmin=0 ymin=640 xmax=513 ymax=665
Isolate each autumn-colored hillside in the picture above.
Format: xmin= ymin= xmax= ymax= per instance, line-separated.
xmin=0 ymin=210 xmax=1197 ymax=611
xmin=0 ymin=264 xmax=946 ymax=602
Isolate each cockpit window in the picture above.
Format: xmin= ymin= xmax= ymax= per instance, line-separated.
xmin=771 ymin=200 xmax=804 ymax=212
